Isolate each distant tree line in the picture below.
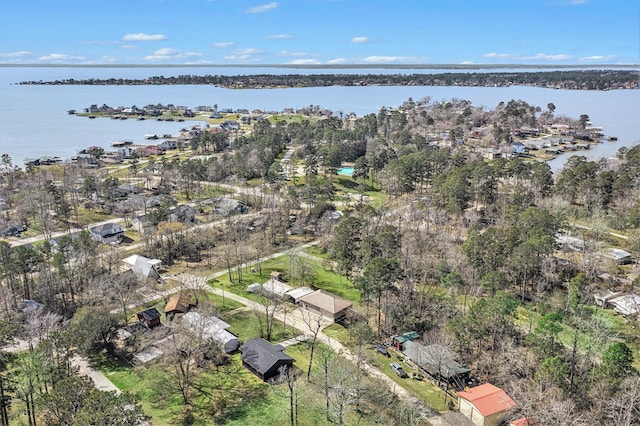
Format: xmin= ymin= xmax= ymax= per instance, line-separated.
xmin=18 ymin=70 xmax=639 ymax=90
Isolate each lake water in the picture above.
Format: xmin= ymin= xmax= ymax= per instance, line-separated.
xmin=0 ymin=66 xmax=638 ymax=173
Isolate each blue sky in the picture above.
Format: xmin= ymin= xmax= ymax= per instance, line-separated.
xmin=1 ymin=0 xmax=638 ymax=65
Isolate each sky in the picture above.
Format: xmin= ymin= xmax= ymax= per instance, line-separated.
xmin=1 ymin=0 xmax=638 ymax=66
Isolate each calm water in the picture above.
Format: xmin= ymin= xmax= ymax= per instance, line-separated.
xmin=0 ymin=66 xmax=638 ymax=173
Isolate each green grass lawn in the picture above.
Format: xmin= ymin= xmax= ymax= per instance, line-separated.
xmin=210 ymin=254 xmax=360 ymax=303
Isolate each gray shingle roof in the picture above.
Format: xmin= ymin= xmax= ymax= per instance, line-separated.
xmin=239 ymin=338 xmax=293 ymax=375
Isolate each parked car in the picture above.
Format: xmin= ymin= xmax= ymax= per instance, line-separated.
xmin=375 ymin=344 xmax=390 ymax=358
xmin=390 ymin=362 xmax=408 ymax=378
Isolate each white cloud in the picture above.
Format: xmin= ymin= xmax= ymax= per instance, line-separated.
xmin=223 ymin=54 xmax=260 ymax=62
xmin=224 ymin=48 xmax=263 ymax=61
xmin=123 ymin=33 xmax=167 ymax=41
xmin=579 ymin=55 xmax=616 ymax=61
xmin=0 ymin=51 xmax=33 ymax=58
xmin=234 ymin=48 xmax=262 ymax=55
xmin=351 ymin=36 xmax=369 ymax=44
xmin=246 ymin=2 xmax=278 ymax=13
xmin=363 ymin=55 xmax=428 ymax=63
xmin=483 ymin=52 xmax=572 ymax=61
xmin=38 ymin=53 xmax=87 ymax=63
xmin=278 ymin=50 xmax=308 ymax=57
xmin=290 ymin=59 xmax=321 ymax=65
xmin=268 ymin=34 xmax=294 ymax=39
xmin=569 ymin=0 xmax=588 ymax=4
xmin=214 ymin=42 xmax=234 ymax=48
xmin=143 ymin=48 xmax=203 ymax=61
xmin=327 ymin=57 xmax=347 ymax=64
xmin=460 ymin=61 xmax=475 ymax=65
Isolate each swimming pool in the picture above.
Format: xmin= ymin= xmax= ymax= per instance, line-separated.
xmin=337 ymin=167 xmax=354 ymax=176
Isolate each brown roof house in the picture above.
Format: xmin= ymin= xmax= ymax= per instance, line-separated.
xmin=137 ymin=307 xmax=162 ymax=328
xmin=458 ymin=383 xmax=516 ymax=426
xmin=239 ymin=338 xmax=294 ymax=382
xmin=297 ymin=289 xmax=352 ymax=323
xmin=164 ymin=294 xmax=195 ymax=320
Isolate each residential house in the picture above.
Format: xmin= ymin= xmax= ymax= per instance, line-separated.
xmin=122 ymin=254 xmax=162 ymax=281
xmin=220 ymin=120 xmax=240 ymax=131
xmin=135 ymin=145 xmax=166 ymax=157
xmin=285 ymin=286 xmax=315 ymax=303
xmin=168 ymin=204 xmax=196 ymax=224
xmin=297 ymin=289 xmax=352 ymax=322
xmin=458 ymin=383 xmax=516 ymax=426
xmin=607 ymin=294 xmax=640 ymax=316
xmin=181 ymin=312 xmax=239 ymax=353
xmin=402 ymin=341 xmax=471 ymax=389
xmin=164 ymin=294 xmax=195 ymax=320
xmin=158 ymin=140 xmax=177 ymax=150
xmin=601 ymin=247 xmax=632 ymax=264
xmin=117 ymin=183 xmax=141 ymax=195
xmin=89 ymin=222 xmax=124 ymax=244
xmin=239 ymin=338 xmax=294 ymax=381
xmin=137 ymin=307 xmax=162 ymax=328
xmin=211 ymin=197 xmax=248 ymax=217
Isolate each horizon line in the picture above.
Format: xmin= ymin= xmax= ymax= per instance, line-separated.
xmin=1 ymin=63 xmax=638 ymax=69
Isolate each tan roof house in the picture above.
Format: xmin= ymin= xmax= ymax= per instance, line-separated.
xmin=458 ymin=383 xmax=516 ymax=426
xmin=164 ymin=294 xmax=195 ymax=320
xmin=297 ymin=289 xmax=352 ymax=322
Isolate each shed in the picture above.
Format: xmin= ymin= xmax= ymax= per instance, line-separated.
xmin=164 ymin=294 xmax=195 ymax=320
xmin=458 ymin=383 xmax=516 ymax=426
xmin=137 ymin=307 xmax=161 ymax=328
xmin=262 ymin=278 xmax=294 ymax=298
xmin=239 ymin=338 xmax=294 ymax=382
xmin=180 ymin=312 xmax=239 ymax=353
xmin=392 ymin=331 xmax=421 ymax=350
xmin=297 ymin=289 xmax=352 ymax=322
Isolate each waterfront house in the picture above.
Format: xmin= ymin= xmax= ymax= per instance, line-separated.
xmin=89 ymin=222 xmax=124 ymax=244
xmin=458 ymin=383 xmax=516 ymax=426
xmin=239 ymin=338 xmax=294 ymax=382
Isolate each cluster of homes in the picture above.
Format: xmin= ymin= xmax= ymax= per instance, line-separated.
xmin=247 ymin=271 xmax=353 ymax=323
xmin=118 ymin=260 xmax=350 ymax=382
xmin=391 ymin=331 xmax=530 ymax=426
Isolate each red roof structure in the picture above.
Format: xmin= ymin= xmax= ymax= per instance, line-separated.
xmin=458 ymin=383 xmax=516 ymax=417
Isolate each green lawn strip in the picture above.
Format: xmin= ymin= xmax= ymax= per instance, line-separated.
xmin=322 ymin=323 xmax=353 ymax=346
xmin=210 ymin=254 xmax=359 ymax=303
xmin=302 ymin=245 xmax=331 ymax=260
xmin=223 ymin=308 xmax=297 ymax=344
xmin=369 ymin=351 xmax=451 ymax=412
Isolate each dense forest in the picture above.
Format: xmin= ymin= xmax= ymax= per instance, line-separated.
xmin=17 ymin=69 xmax=639 ymax=90
xmin=1 ymin=96 xmax=640 ymax=425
